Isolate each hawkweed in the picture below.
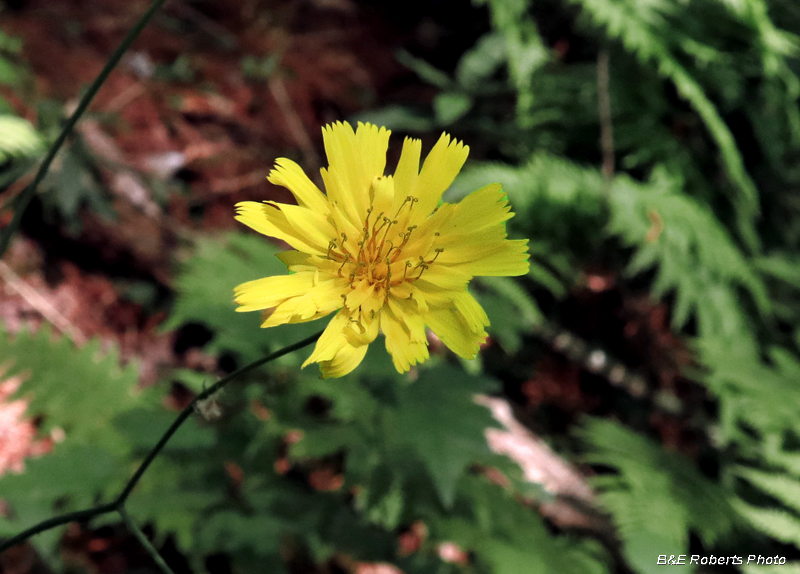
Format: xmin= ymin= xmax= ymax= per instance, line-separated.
xmin=235 ymin=122 xmax=529 ymax=377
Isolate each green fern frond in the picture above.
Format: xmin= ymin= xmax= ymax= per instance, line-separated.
xmin=609 ymin=166 xmax=768 ymax=337
xmin=698 ymin=338 xmax=800 ymax=440
xmin=713 ymin=0 xmax=800 ymax=70
xmin=0 ymin=325 xmax=141 ymax=555
xmin=473 ymin=0 xmax=550 ymax=125
xmin=475 ymin=276 xmax=543 ymax=353
xmin=1 ymin=325 xmax=138 ymax=450
xmin=442 ymin=475 xmax=610 ymax=574
xmin=578 ymin=417 xmax=738 ymax=560
xmin=734 ymin=500 xmax=800 ymax=547
xmin=450 ymin=153 xmax=605 ymax=240
xmin=736 ymin=468 xmax=800 ymax=515
xmin=762 ymin=434 xmax=800 ymax=477
xmin=569 ymin=0 xmax=760 ymax=249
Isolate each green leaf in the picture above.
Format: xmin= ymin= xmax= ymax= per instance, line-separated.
xmin=484 ymin=540 xmax=548 ymax=574
xmin=0 ymin=444 xmax=125 ymax=538
xmin=388 ymin=366 xmax=499 ymax=507
xmin=125 ymin=453 xmax=224 ymax=549
xmin=57 ymin=145 xmax=89 ymax=219
xmin=474 ymin=0 xmax=550 ymax=124
xmin=164 ymin=232 xmax=325 ymax=363
xmin=113 ymin=407 xmax=217 ymax=452
xmin=0 ymin=115 xmax=42 ymax=162
xmin=433 ymin=92 xmax=473 ymax=125
xmin=127 ymin=490 xmax=215 ymax=549
xmin=439 ymin=475 xmax=610 ymax=574
xmin=354 ymin=465 xmax=405 ymax=530
xmin=0 ymin=443 xmax=122 ymax=502
xmin=476 ymin=276 xmax=543 ymax=353
xmin=395 ymin=49 xmax=452 ymax=88
xmin=298 ymin=374 xmax=380 ymax=423
xmin=196 ymin=511 xmax=285 ymax=554
xmin=0 ymin=57 xmax=20 ymax=86
xmin=456 ymin=32 xmax=507 ymax=88
xmin=289 ymin=425 xmax=361 ymax=460
xmin=737 ymin=468 xmax=800 ymax=514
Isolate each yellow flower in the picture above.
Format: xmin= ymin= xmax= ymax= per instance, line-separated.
xmin=234 ymin=121 xmax=529 ymax=377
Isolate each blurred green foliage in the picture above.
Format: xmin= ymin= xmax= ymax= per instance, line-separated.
xmin=358 ymin=0 xmax=800 ymax=570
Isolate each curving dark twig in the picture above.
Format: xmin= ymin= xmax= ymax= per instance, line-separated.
xmin=119 ymin=506 xmax=177 ymax=574
xmin=0 ymin=0 xmax=170 ymax=258
xmin=0 ymin=329 xmax=323 ymax=555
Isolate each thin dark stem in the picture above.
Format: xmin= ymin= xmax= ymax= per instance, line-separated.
xmin=0 ymin=502 xmax=117 ymax=552
xmin=0 ymin=329 xmax=322 ymax=554
xmin=0 ymin=0 xmax=170 ymax=258
xmin=114 ymin=329 xmax=323 ymax=503
xmin=119 ymin=506 xmax=177 ymax=574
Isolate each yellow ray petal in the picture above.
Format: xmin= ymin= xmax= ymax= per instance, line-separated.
xmin=267 ymin=201 xmax=337 ymax=254
xmin=438 ymin=225 xmax=508 ymax=249
xmin=425 ymin=304 xmax=487 ymax=360
xmin=393 ymin=137 xmax=421 ymax=204
xmin=319 ymin=343 xmax=369 ymax=378
xmin=304 ymin=308 xmax=352 ymax=365
xmin=344 ymin=309 xmax=381 ymax=345
xmin=409 ymin=133 xmax=469 ymax=221
xmin=439 ymin=239 xmax=530 ymax=276
xmin=344 ymin=279 xmax=376 ymax=310
xmin=260 ymin=277 xmax=346 ymax=326
xmin=268 ymin=158 xmax=330 ymax=214
xmin=452 ymin=291 xmax=490 ymax=333
xmin=355 ymin=122 xmax=391 ymax=192
xmin=234 ymin=272 xmax=317 ymax=312
xmin=327 ymin=201 xmax=363 ymax=255
xmin=409 ymin=282 xmax=452 ymax=309
xmin=322 ymin=122 xmax=391 ymax=223
xmin=261 ymin=291 xmax=318 ymax=324
xmin=444 ymin=183 xmax=513 ymax=233
xmin=276 ymin=250 xmax=337 ymax=273
xmin=386 ymin=296 xmax=427 ymax=342
xmin=414 ymin=264 xmax=472 ymax=292
xmin=235 ymin=202 xmax=325 ymax=255
xmin=399 ymin=203 xmax=456 ymax=257
xmin=370 ymin=175 xmax=395 ymax=220
xmin=321 ymin=164 xmax=361 ymax=228
xmin=381 ymin=301 xmax=429 ymax=372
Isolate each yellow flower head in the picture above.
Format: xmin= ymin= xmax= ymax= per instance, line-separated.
xmin=234 ymin=121 xmax=529 ymax=377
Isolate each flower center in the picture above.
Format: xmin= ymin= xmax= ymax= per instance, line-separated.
xmin=325 ymin=194 xmax=443 ymax=294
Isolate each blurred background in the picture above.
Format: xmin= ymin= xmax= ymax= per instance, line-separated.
xmin=2 ymin=0 xmax=800 ymax=573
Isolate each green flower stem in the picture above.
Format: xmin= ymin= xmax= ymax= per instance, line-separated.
xmin=0 ymin=0 xmax=169 ymax=258
xmin=119 ymin=506 xmax=177 ymax=574
xmin=0 ymin=329 xmax=323 ymax=554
